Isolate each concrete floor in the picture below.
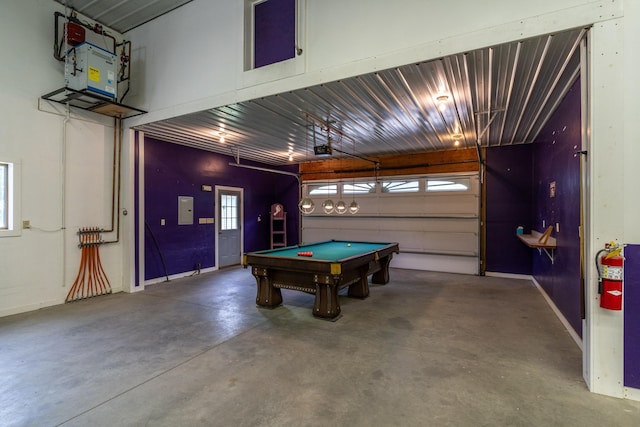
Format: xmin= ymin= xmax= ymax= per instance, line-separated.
xmin=1 ymin=268 xmax=639 ymax=426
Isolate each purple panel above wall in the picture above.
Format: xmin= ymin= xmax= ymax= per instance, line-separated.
xmin=142 ymin=137 xmax=299 ymax=281
xmin=254 ymin=0 xmax=296 ymax=68
xmin=624 ymin=244 xmax=640 ymax=389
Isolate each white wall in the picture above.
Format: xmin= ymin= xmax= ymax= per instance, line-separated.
xmin=0 ymin=1 xmax=125 ymax=316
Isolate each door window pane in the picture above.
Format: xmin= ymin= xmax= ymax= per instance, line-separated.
xmin=221 ymin=194 xmax=239 ymax=230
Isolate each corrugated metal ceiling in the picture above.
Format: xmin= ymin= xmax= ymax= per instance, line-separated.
xmin=54 ymin=0 xmax=194 ymax=33
xmin=137 ymin=28 xmax=585 ymax=166
xmin=53 ymin=1 xmax=585 ymax=167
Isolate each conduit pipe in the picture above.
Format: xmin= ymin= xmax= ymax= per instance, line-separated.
xmin=102 ymin=117 xmax=123 ymax=244
xmin=61 ymin=106 xmax=70 ymax=288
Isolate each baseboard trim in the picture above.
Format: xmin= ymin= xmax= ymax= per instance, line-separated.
xmin=531 ymin=277 xmax=583 ymax=351
xmin=0 ymin=298 xmax=62 ymax=318
xmin=485 ymin=271 xmax=533 ymax=280
xmin=624 ymin=386 xmax=640 ymax=402
xmin=144 ymin=266 xmax=218 ymax=286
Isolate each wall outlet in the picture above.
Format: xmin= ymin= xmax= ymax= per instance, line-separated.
xmin=22 ymin=220 xmax=30 ymax=229
xmin=161 ymin=219 xmax=165 ymax=226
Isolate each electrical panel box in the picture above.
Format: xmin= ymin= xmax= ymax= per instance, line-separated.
xmin=178 ymin=196 xmax=194 ymax=225
xmin=65 ymin=42 xmax=117 ymax=99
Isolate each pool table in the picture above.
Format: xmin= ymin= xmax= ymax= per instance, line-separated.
xmin=243 ymin=240 xmax=400 ymax=319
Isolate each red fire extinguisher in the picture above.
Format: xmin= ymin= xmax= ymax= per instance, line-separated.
xmin=596 ymin=242 xmax=624 ymax=310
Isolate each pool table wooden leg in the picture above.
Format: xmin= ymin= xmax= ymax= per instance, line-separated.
xmin=313 ymin=282 xmax=340 ymax=318
xmin=371 ymin=254 xmax=394 ymax=284
xmin=347 ymin=266 xmax=370 ymax=298
xmin=252 ymin=268 xmax=282 ymax=308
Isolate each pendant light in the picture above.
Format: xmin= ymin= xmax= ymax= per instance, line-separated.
xmin=349 ymin=138 xmax=360 ymax=214
xmin=321 ymin=130 xmax=334 ymax=214
xmin=299 ymin=115 xmax=315 ymax=214
xmin=335 ymin=199 xmax=347 ymax=214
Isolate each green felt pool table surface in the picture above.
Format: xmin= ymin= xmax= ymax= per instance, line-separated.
xmin=252 ymin=240 xmax=392 ymax=261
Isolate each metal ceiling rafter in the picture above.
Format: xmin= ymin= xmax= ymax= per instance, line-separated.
xmin=414 ymin=61 xmax=453 ymax=148
xmin=86 ymin=0 xmax=130 ymax=21
xmin=461 ymin=54 xmax=479 ymax=147
xmin=374 ymin=72 xmax=431 ymax=150
xmin=521 ymin=29 xmax=586 ymax=143
xmin=301 ymin=86 xmax=379 ymax=147
xmin=333 ymin=79 xmax=409 ymax=149
xmin=442 ymin=55 xmax=474 ymax=146
xmin=394 ymin=67 xmax=441 ymax=149
xmin=355 ymin=74 xmax=425 ymax=149
xmin=509 ymin=35 xmax=553 ymax=144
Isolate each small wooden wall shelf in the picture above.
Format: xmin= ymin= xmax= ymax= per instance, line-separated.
xmin=517 ymin=226 xmax=556 ymax=263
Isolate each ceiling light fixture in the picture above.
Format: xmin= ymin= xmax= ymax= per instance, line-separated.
xmin=436 ymin=95 xmax=449 ymax=112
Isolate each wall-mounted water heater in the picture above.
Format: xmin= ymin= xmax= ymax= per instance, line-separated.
xmin=65 ymin=42 xmax=117 ymax=99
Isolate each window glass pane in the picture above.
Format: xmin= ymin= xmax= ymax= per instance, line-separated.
xmin=343 ymin=182 xmax=376 ymax=194
xmin=382 ymin=180 xmax=419 ymax=193
xmin=426 ymin=177 xmax=470 ymax=192
xmin=221 ymin=194 xmax=238 ymax=230
xmin=254 ymin=0 xmax=295 ymax=68
xmin=0 ymin=164 xmax=6 ymax=229
xmin=308 ymin=184 xmax=337 ymax=196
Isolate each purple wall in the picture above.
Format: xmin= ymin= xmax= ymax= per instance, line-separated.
xmin=485 ymin=79 xmax=582 ymax=336
xmin=625 ymin=244 xmax=640 ymax=388
xmin=531 ymin=80 xmax=582 ymax=336
xmin=485 ymin=144 xmax=534 ymax=275
xmin=142 ymin=137 xmax=299 ymax=280
xmin=254 ymin=0 xmax=295 ymax=68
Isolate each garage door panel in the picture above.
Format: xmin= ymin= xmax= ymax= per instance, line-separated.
xmin=301 ymin=174 xmax=480 ymax=274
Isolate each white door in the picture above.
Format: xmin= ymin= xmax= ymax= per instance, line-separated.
xmin=217 ymin=187 xmax=243 ymax=268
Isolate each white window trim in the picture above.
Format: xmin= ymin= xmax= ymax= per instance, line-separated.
xmin=0 ymin=158 xmax=21 ymax=237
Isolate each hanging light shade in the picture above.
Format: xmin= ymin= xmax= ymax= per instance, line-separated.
xmin=322 ymin=199 xmax=335 ymax=214
xmin=335 ymin=200 xmax=347 ymax=214
xmin=349 ymin=200 xmax=360 ymax=214
xmin=298 ymin=197 xmax=315 ymax=214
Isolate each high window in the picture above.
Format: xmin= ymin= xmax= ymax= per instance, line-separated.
xmin=308 ymin=183 xmax=337 ymax=196
xmin=0 ymin=163 xmax=7 ymax=229
xmin=343 ymin=182 xmax=376 ymax=194
xmin=245 ymin=0 xmax=296 ymax=70
xmin=382 ymin=180 xmax=420 ymax=193
xmin=426 ymin=177 xmax=470 ymax=192
xmin=0 ymin=159 xmax=20 ymax=236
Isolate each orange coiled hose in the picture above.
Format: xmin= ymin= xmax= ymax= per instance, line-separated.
xmin=65 ymin=227 xmax=112 ymax=302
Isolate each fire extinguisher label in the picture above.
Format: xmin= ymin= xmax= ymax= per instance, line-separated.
xmin=603 ymin=265 xmax=623 ymax=280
